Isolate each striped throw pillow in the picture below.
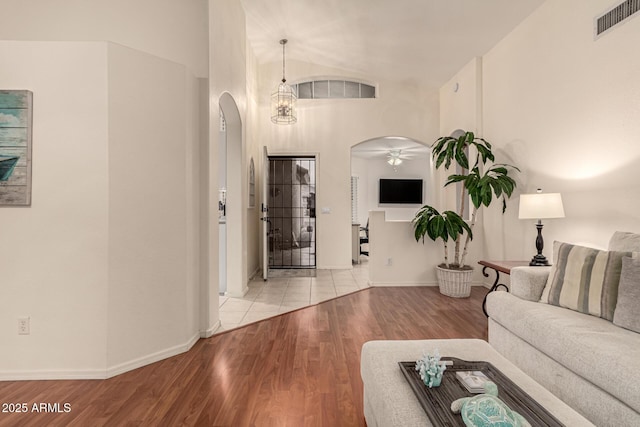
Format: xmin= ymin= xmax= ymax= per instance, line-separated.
xmin=540 ymin=241 xmax=631 ymax=320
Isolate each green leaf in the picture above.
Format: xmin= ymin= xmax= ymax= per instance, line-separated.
xmin=445 ymin=220 xmax=457 ymax=240
xmin=490 ymin=179 xmax=502 ymax=198
xmin=464 ymin=174 xmax=478 ymax=191
xmin=444 ymin=141 xmax=455 ymax=169
xmin=432 ymin=137 xmax=447 ymax=154
xmin=492 ymin=166 xmax=508 ymax=175
xmin=465 ymin=132 xmax=474 ymax=142
xmin=455 ymin=142 xmax=469 ymax=170
xmin=412 ymin=206 xmax=474 ymax=245
xmin=502 ymin=177 xmax=515 ymax=196
xmin=444 ymin=174 xmax=466 ymax=187
xmin=470 ymin=190 xmax=481 ymax=209
xmin=435 ymin=150 xmax=447 ymax=169
xmin=415 ymin=220 xmax=428 ymax=242
xmin=482 ymin=184 xmax=492 ymax=206
xmin=486 ymin=151 xmax=495 ymax=163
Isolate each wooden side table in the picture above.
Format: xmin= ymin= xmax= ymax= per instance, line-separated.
xmin=478 ymin=260 xmax=530 ymax=317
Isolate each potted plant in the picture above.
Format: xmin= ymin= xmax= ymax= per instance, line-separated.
xmin=412 ymin=131 xmax=518 ymax=297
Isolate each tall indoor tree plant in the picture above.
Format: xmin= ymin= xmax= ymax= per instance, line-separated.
xmin=412 ymin=131 xmax=519 ymax=297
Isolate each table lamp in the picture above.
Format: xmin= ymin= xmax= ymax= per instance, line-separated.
xmin=518 ymin=189 xmax=565 ymax=266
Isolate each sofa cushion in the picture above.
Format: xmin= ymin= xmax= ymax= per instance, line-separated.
xmin=608 ymin=231 xmax=640 ymax=252
xmin=540 ymin=241 xmax=630 ymax=320
xmin=487 ymin=291 xmax=640 ymax=414
xmin=613 ymin=256 xmax=640 ymax=333
xmin=510 ymin=266 xmax=552 ymax=301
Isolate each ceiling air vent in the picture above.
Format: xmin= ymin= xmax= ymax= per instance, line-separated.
xmin=595 ymin=0 xmax=640 ymax=38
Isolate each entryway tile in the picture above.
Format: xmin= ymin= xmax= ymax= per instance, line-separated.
xmin=220 ymin=299 xmax=254 ymax=312
xmin=249 ymin=302 xmax=281 ymax=312
xmin=241 ymin=311 xmax=279 ymax=325
xmin=219 ymin=311 xmax=247 ymax=324
xmin=213 ymin=265 xmax=369 ymax=336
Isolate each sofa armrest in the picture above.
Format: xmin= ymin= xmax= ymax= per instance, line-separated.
xmin=510 ymin=266 xmax=552 ymax=301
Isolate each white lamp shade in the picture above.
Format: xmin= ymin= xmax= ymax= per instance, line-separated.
xmin=518 ymin=193 xmax=565 ymax=219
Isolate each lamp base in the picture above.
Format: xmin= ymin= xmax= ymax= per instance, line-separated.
xmin=529 ymin=254 xmax=550 ymax=266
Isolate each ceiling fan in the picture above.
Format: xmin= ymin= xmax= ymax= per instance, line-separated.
xmin=351 ymin=137 xmax=429 ymax=163
xmin=352 ymin=146 xmax=427 ymax=161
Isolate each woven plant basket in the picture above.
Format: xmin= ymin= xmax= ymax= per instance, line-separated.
xmin=436 ymin=266 xmax=473 ymax=298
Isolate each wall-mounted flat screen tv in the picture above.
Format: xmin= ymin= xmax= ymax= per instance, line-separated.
xmin=379 ymin=179 xmax=423 ymax=204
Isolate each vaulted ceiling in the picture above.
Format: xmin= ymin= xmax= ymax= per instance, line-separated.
xmin=241 ymin=0 xmax=545 ymax=88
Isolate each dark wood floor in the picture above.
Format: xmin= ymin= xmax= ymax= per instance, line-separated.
xmin=0 ymin=286 xmax=488 ymax=427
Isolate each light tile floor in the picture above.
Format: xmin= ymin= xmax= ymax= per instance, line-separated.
xmin=216 ymin=260 xmax=369 ymax=333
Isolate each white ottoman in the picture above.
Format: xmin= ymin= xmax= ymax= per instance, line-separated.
xmin=360 ymin=339 xmax=592 ymax=427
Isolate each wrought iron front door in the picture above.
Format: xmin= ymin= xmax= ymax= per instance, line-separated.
xmin=267 ymin=157 xmax=316 ymax=268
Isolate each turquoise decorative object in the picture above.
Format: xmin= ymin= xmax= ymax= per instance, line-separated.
xmin=451 ymin=382 xmax=531 ymax=427
xmin=415 ymin=349 xmax=447 ymax=388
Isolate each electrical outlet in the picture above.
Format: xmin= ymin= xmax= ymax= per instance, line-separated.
xmin=386 ymin=258 xmax=393 ymax=266
xmin=18 ymin=317 xmax=30 ymax=335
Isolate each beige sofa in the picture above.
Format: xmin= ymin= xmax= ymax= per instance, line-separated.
xmin=486 ymin=232 xmax=640 ymax=427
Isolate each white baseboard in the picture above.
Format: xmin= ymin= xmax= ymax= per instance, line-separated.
xmin=317 ymin=265 xmax=354 ymax=270
xmin=201 ymin=320 xmax=221 ymax=338
xmin=248 ymin=267 xmax=261 ymax=281
xmin=369 ymin=281 xmax=487 ymax=287
xmin=0 ymin=368 xmax=108 ymax=381
xmin=106 ymin=332 xmax=201 ymax=378
xmin=369 ymin=282 xmax=438 ymax=287
xmin=0 ymin=332 xmax=202 ymax=381
xmin=225 ymin=287 xmax=248 ymax=298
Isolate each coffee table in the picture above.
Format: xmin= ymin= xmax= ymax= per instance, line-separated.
xmin=360 ymin=339 xmax=593 ymax=427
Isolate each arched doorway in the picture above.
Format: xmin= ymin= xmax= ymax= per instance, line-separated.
xmin=350 ymin=136 xmax=431 ymax=220
xmin=218 ymin=93 xmax=246 ymax=298
xmin=350 ymin=136 xmax=432 ymax=263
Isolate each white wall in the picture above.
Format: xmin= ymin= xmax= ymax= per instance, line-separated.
xmin=0 ymin=0 xmax=208 ymax=77
xmin=245 ymin=37 xmax=262 ymax=282
xmin=258 ymin=60 xmax=440 ymax=269
xmin=438 ymin=58 xmax=485 ymax=214
xmin=440 ymin=57 xmax=483 ymax=137
xmin=208 ymin=0 xmax=261 ymax=304
xmin=0 ymin=40 xmax=204 ymax=379
xmin=438 ymin=57 xmax=492 ymax=275
xmin=0 ymin=41 xmax=110 ymax=378
xmin=351 ymin=156 xmax=432 ymax=224
xmin=369 ymin=211 xmax=484 ymax=285
xmin=106 ymin=44 xmax=200 ymax=374
xmin=481 ymin=0 xmax=640 ymax=259
xmin=0 ymin=0 xmax=265 ymax=381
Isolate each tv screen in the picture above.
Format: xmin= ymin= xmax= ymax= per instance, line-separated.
xmin=379 ymin=179 xmax=423 ymax=204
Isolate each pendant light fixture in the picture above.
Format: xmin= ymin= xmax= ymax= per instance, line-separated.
xmin=271 ymin=39 xmax=297 ymax=124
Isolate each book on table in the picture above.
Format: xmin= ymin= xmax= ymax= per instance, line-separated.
xmin=456 ymin=370 xmax=490 ymax=393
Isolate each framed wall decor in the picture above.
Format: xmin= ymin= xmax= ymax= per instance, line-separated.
xmin=0 ymin=90 xmax=33 ymax=206
xmin=248 ymin=157 xmax=255 ymax=208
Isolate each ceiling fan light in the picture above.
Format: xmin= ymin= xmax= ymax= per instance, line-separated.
xmin=387 ymin=149 xmax=403 ymax=166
